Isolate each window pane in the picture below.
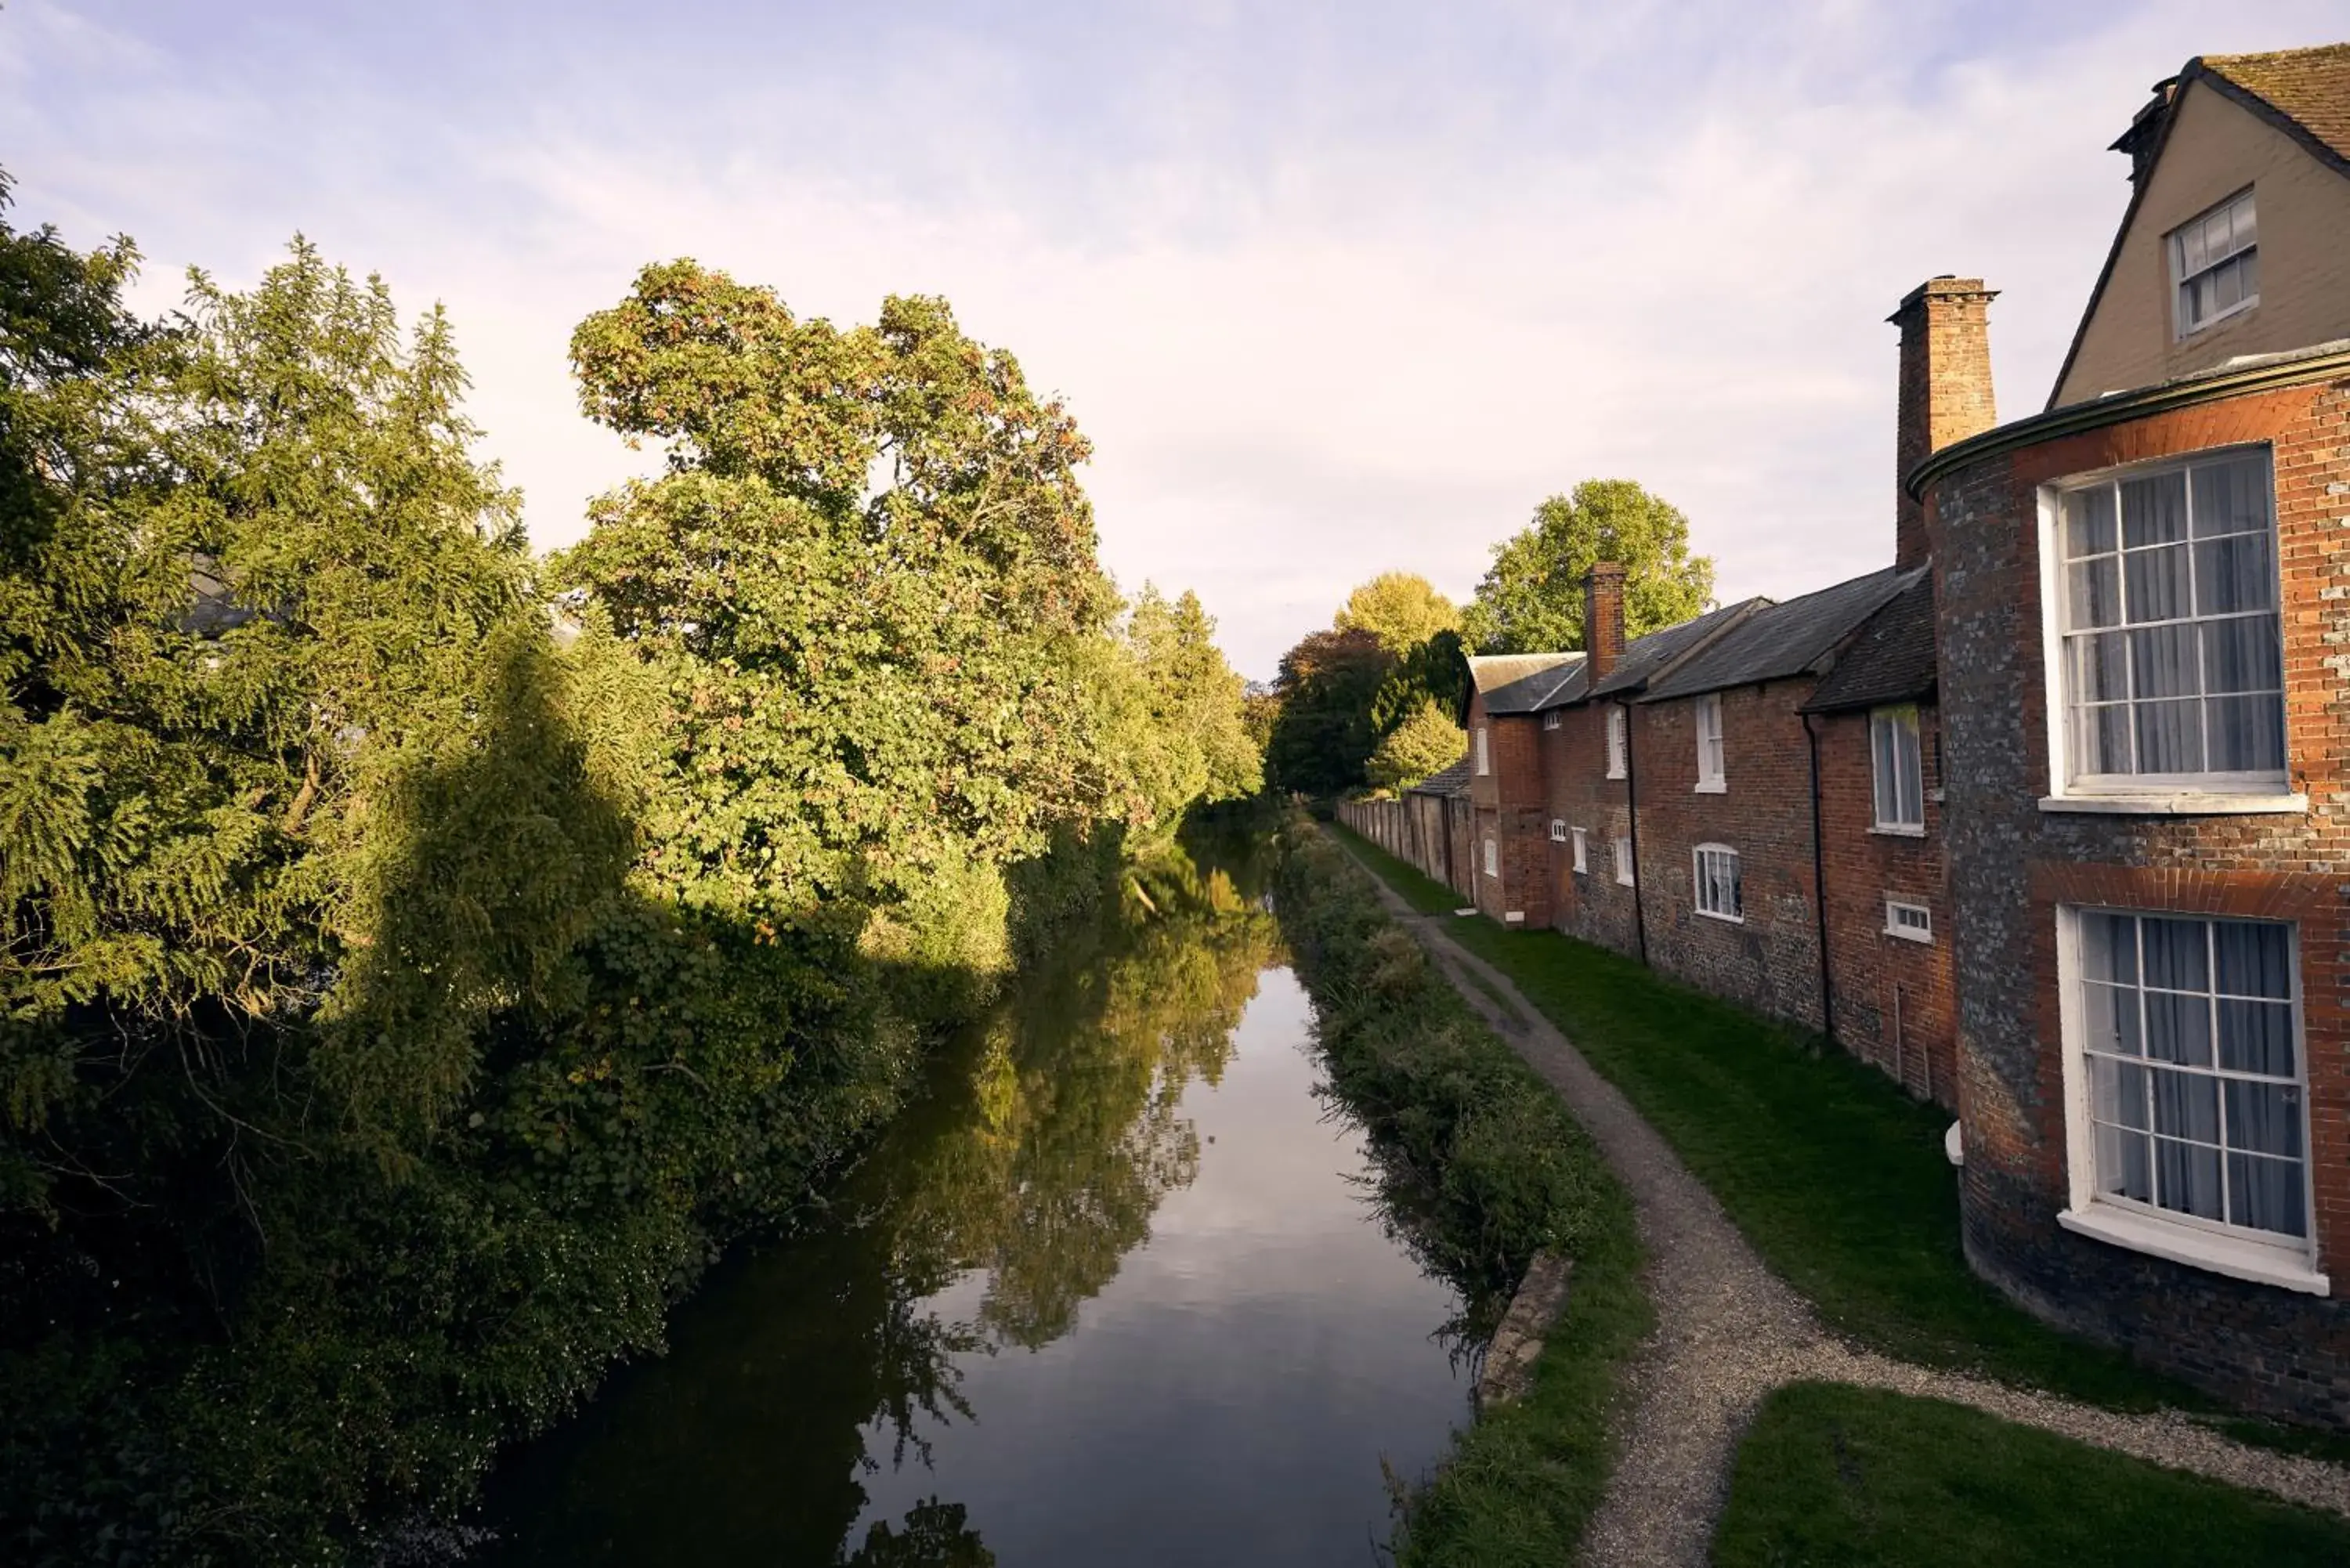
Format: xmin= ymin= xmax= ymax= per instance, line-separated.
xmin=2097 ymin=1124 xmax=2153 ymax=1202
xmin=2193 ymin=533 xmax=2273 ymax=615
xmin=2091 ymin=1056 xmax=2149 ymax=1127
xmin=2226 ymin=1152 xmax=2305 ymax=1237
xmin=2070 ymin=633 xmax=2128 ymax=702
xmin=2131 ymin=698 xmax=2203 ymax=774
xmin=2082 ymin=981 xmax=2143 ymax=1056
xmin=2224 ymin=1081 xmax=2303 ymax=1158
xmin=2191 ymin=457 xmax=2269 ymax=539
xmin=2238 ymin=247 xmax=2259 ymax=301
xmin=2214 ymin=921 xmax=2290 ymax=999
xmin=2128 ymin=624 xmax=2199 ymax=699
xmin=2123 ymin=543 xmax=2189 ymax=622
xmin=2217 ymin=999 xmax=2296 ymax=1077
xmin=2066 ymin=558 xmax=2120 ymax=628
xmin=2122 ymin=471 xmax=2188 ymax=547
xmin=2179 ymin=220 xmax=2209 ymax=276
xmin=2231 ymin=193 xmax=2257 ymax=250
xmin=2214 ymin=255 xmax=2243 ymax=312
xmin=2151 ymin=1066 xmax=2220 ymax=1140
xmin=2065 ymin=486 xmax=2118 ymax=556
xmin=2076 ymin=703 xmax=2134 ymax=775
xmin=2141 ymin=918 xmax=2209 ymax=991
xmin=2153 ymin=1138 xmax=2225 ymax=1219
xmin=2200 ymin=616 xmax=2280 ymax=692
xmin=2081 ymin=912 xmax=2138 ymax=983
xmin=2146 ymin=995 xmax=2215 ymax=1070
xmin=2205 ymin=694 xmax=2285 ymax=773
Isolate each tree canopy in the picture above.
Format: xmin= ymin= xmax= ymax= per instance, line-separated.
xmin=1365 ymin=698 xmax=1466 ymax=793
xmin=1332 ymin=571 xmax=1459 ymax=654
xmin=1459 ymin=479 xmax=1716 ymax=654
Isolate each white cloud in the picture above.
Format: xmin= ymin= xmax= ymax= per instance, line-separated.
xmin=4 ymin=0 xmax=2342 ymax=676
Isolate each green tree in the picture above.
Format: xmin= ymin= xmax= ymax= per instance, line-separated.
xmin=1262 ymin=627 xmax=1392 ymax=798
xmin=1459 ymin=479 xmax=1716 ymax=654
xmin=1333 ymin=570 xmax=1459 ymax=654
xmin=1365 ymin=698 xmax=1466 ymax=793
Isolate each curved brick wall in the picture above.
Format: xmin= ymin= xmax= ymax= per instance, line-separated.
xmin=1928 ymin=371 xmax=2350 ymax=1427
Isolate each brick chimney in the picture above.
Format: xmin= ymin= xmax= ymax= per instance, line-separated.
xmin=1583 ymin=562 xmax=1626 ymax=679
xmin=1890 ymin=276 xmax=1998 ymax=569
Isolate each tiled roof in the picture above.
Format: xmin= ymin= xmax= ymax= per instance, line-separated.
xmin=1801 ymin=572 xmax=1938 ymax=714
xmin=2205 ymin=43 xmax=2350 ymax=170
xmin=1641 ymin=567 xmax=1912 ymax=703
xmin=1589 ymin=598 xmax=1762 ymax=699
xmin=1408 ymin=753 xmax=1475 ymax=798
xmin=1473 ymin=652 xmax=1586 ymax=714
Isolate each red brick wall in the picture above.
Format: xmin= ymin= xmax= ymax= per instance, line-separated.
xmin=1540 ymin=702 xmax=1641 ymax=959
xmin=1468 ymin=693 xmax=1554 ymax=926
xmin=1813 ymin=705 xmax=1958 ymax=1108
xmin=1627 ymin=682 xmax=1828 ymax=1031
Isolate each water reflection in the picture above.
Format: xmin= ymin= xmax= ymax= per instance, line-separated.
xmin=481 ymin=839 xmax=1467 ymax=1566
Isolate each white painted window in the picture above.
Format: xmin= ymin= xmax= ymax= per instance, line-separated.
xmin=1543 ymin=710 xmax=1562 ymax=732
xmin=1570 ymin=826 xmax=1588 ymax=873
xmin=2170 ymin=188 xmax=2258 ymax=338
xmin=1885 ymin=898 xmax=1932 ymax=943
xmin=1694 ymin=694 xmax=1725 ymax=792
xmin=1549 ymin=818 xmax=1567 ymax=843
xmin=2059 ymin=910 xmax=2316 ymax=1285
xmin=1481 ymin=836 xmax=1497 ymax=878
xmin=1474 ymin=726 xmax=1490 ymax=775
xmin=1692 ymin=844 xmax=1741 ymax=921
xmin=2048 ymin=449 xmax=2284 ymax=797
xmin=1606 ymin=708 xmax=1627 ymax=779
xmin=1871 ymin=706 xmax=1925 ymax=832
xmin=1614 ymin=833 xmax=1634 ymax=887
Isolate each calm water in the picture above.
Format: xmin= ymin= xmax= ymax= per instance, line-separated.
xmin=477 ymin=869 xmax=1469 ymax=1566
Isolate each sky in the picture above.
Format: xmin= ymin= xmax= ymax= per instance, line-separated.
xmin=5 ymin=1 xmax=2343 ymax=679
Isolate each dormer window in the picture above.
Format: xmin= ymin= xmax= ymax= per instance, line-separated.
xmin=2170 ymin=189 xmax=2258 ymax=338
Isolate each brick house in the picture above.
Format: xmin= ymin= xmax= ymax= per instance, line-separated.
xmin=1463 ymin=653 xmax=1582 ymax=924
xmin=1915 ymin=45 xmax=2350 ymax=1426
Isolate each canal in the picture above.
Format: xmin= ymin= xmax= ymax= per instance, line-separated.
xmin=475 ymin=846 xmax=1475 ymax=1566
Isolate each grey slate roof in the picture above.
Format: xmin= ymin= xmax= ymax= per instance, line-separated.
xmin=1640 ymin=567 xmax=1914 ymax=703
xmin=1581 ymin=598 xmax=1766 ymax=702
xmin=1802 ymin=573 xmax=1939 ymax=714
xmin=1471 ymin=652 xmax=1586 ymax=714
xmin=1408 ymin=753 xmax=1476 ymax=798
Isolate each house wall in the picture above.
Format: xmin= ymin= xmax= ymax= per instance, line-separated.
xmin=1467 ymin=693 xmax=1553 ymax=926
xmin=1627 ymin=683 xmax=1828 ymax=1033
xmin=1813 ymin=705 xmax=1959 ymax=1109
xmin=1930 ymin=372 xmax=2350 ymax=1427
xmin=2055 ymin=79 xmax=2350 ymax=408
xmin=1541 ymin=702 xmax=1642 ymax=959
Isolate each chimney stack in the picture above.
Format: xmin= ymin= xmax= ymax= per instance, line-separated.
xmin=2110 ymin=76 xmax=2178 ymax=187
xmin=1890 ymin=276 xmax=1998 ymax=570
xmin=1584 ymin=562 xmax=1626 ymax=680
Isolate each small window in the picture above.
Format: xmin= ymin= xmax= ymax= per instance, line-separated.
xmin=1614 ymin=833 xmax=1634 ymax=887
xmin=1482 ymin=836 xmax=1498 ymax=878
xmin=1885 ymin=898 xmax=1932 ymax=943
xmin=1571 ymin=826 xmax=1589 ymax=873
xmin=1693 ymin=844 xmax=1741 ymax=921
xmin=1549 ymin=818 xmax=1567 ymax=843
xmin=1606 ymin=709 xmax=1627 ymax=779
xmin=1543 ymin=710 xmax=1562 ymax=732
xmin=2170 ymin=189 xmax=2258 ymax=338
xmin=1694 ymin=694 xmax=1725 ymax=792
xmin=1474 ymin=727 xmax=1490 ymax=775
xmin=1871 ymin=706 xmax=1925 ymax=832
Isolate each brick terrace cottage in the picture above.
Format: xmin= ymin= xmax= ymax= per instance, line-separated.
xmin=1342 ymin=41 xmax=2350 ymax=1426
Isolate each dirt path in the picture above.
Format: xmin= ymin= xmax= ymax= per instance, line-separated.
xmin=1330 ymin=834 xmax=2350 ymax=1566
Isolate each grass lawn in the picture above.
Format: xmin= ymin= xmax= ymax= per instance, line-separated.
xmin=1333 ymin=823 xmax=1466 ymax=916
xmin=1325 ymin=822 xmax=2193 ymax=1411
xmin=1715 ymin=1382 xmax=2350 ymax=1567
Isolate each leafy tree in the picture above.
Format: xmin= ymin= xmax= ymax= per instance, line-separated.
xmin=1332 ymin=570 xmax=1459 ymax=654
xmin=1459 ymin=479 xmax=1716 ymax=654
xmin=1262 ymin=627 xmax=1392 ymax=798
xmin=1370 ymin=627 xmax=1469 ymax=735
xmin=1365 ymin=698 xmax=1466 ymax=793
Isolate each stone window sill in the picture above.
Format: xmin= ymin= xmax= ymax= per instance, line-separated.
xmin=2058 ymin=1205 xmax=2330 ymax=1296
xmin=1694 ymin=780 xmax=1726 ymax=795
xmin=2038 ymin=792 xmax=2307 ymax=816
xmin=1694 ymin=907 xmax=1744 ymax=925
xmin=1870 ymin=823 xmax=1927 ymax=838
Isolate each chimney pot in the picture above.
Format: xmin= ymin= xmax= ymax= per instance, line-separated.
xmin=1584 ymin=562 xmax=1627 ymax=680
xmin=1890 ymin=278 xmax=1998 ymax=569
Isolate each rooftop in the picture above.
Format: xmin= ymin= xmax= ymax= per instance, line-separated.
xmin=1800 ymin=572 xmax=1938 ymax=714
xmin=1470 ymin=651 xmax=1586 ymax=714
xmin=1641 ymin=567 xmax=1913 ymax=703
xmin=2205 ymin=42 xmax=2350 ymax=172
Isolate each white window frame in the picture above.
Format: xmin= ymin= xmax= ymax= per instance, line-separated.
xmin=1691 ymin=843 xmax=1741 ymax=923
xmin=2053 ymin=905 xmax=2327 ymax=1295
xmin=1884 ymin=898 xmax=1932 ymax=944
xmin=1605 ymin=708 xmax=1627 ymax=779
xmin=1570 ymin=826 xmax=1588 ymax=873
xmin=2169 ymin=187 xmax=2258 ymax=339
xmin=2034 ymin=446 xmax=2302 ymax=815
xmin=1481 ymin=836 xmax=1498 ymax=878
xmin=1870 ymin=706 xmax=1926 ymax=834
xmin=1474 ymin=726 xmax=1491 ymax=776
xmin=1542 ymin=710 xmax=1562 ymax=732
xmin=1694 ymin=694 xmax=1726 ymax=793
xmin=1549 ymin=818 xmax=1567 ymax=844
xmin=1614 ymin=833 xmax=1634 ymax=887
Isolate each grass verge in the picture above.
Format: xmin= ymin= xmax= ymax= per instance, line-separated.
xmin=1325 ymin=822 xmax=2193 ymax=1412
xmin=1714 ymin=1382 xmax=2350 ymax=1566
xmin=1273 ymin=818 xmax=1648 ymax=1566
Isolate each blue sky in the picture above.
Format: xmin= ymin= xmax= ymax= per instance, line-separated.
xmin=5 ymin=1 xmax=2343 ymax=677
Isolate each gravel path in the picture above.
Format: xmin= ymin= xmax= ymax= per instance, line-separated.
xmin=1330 ymin=836 xmax=2350 ymax=1566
